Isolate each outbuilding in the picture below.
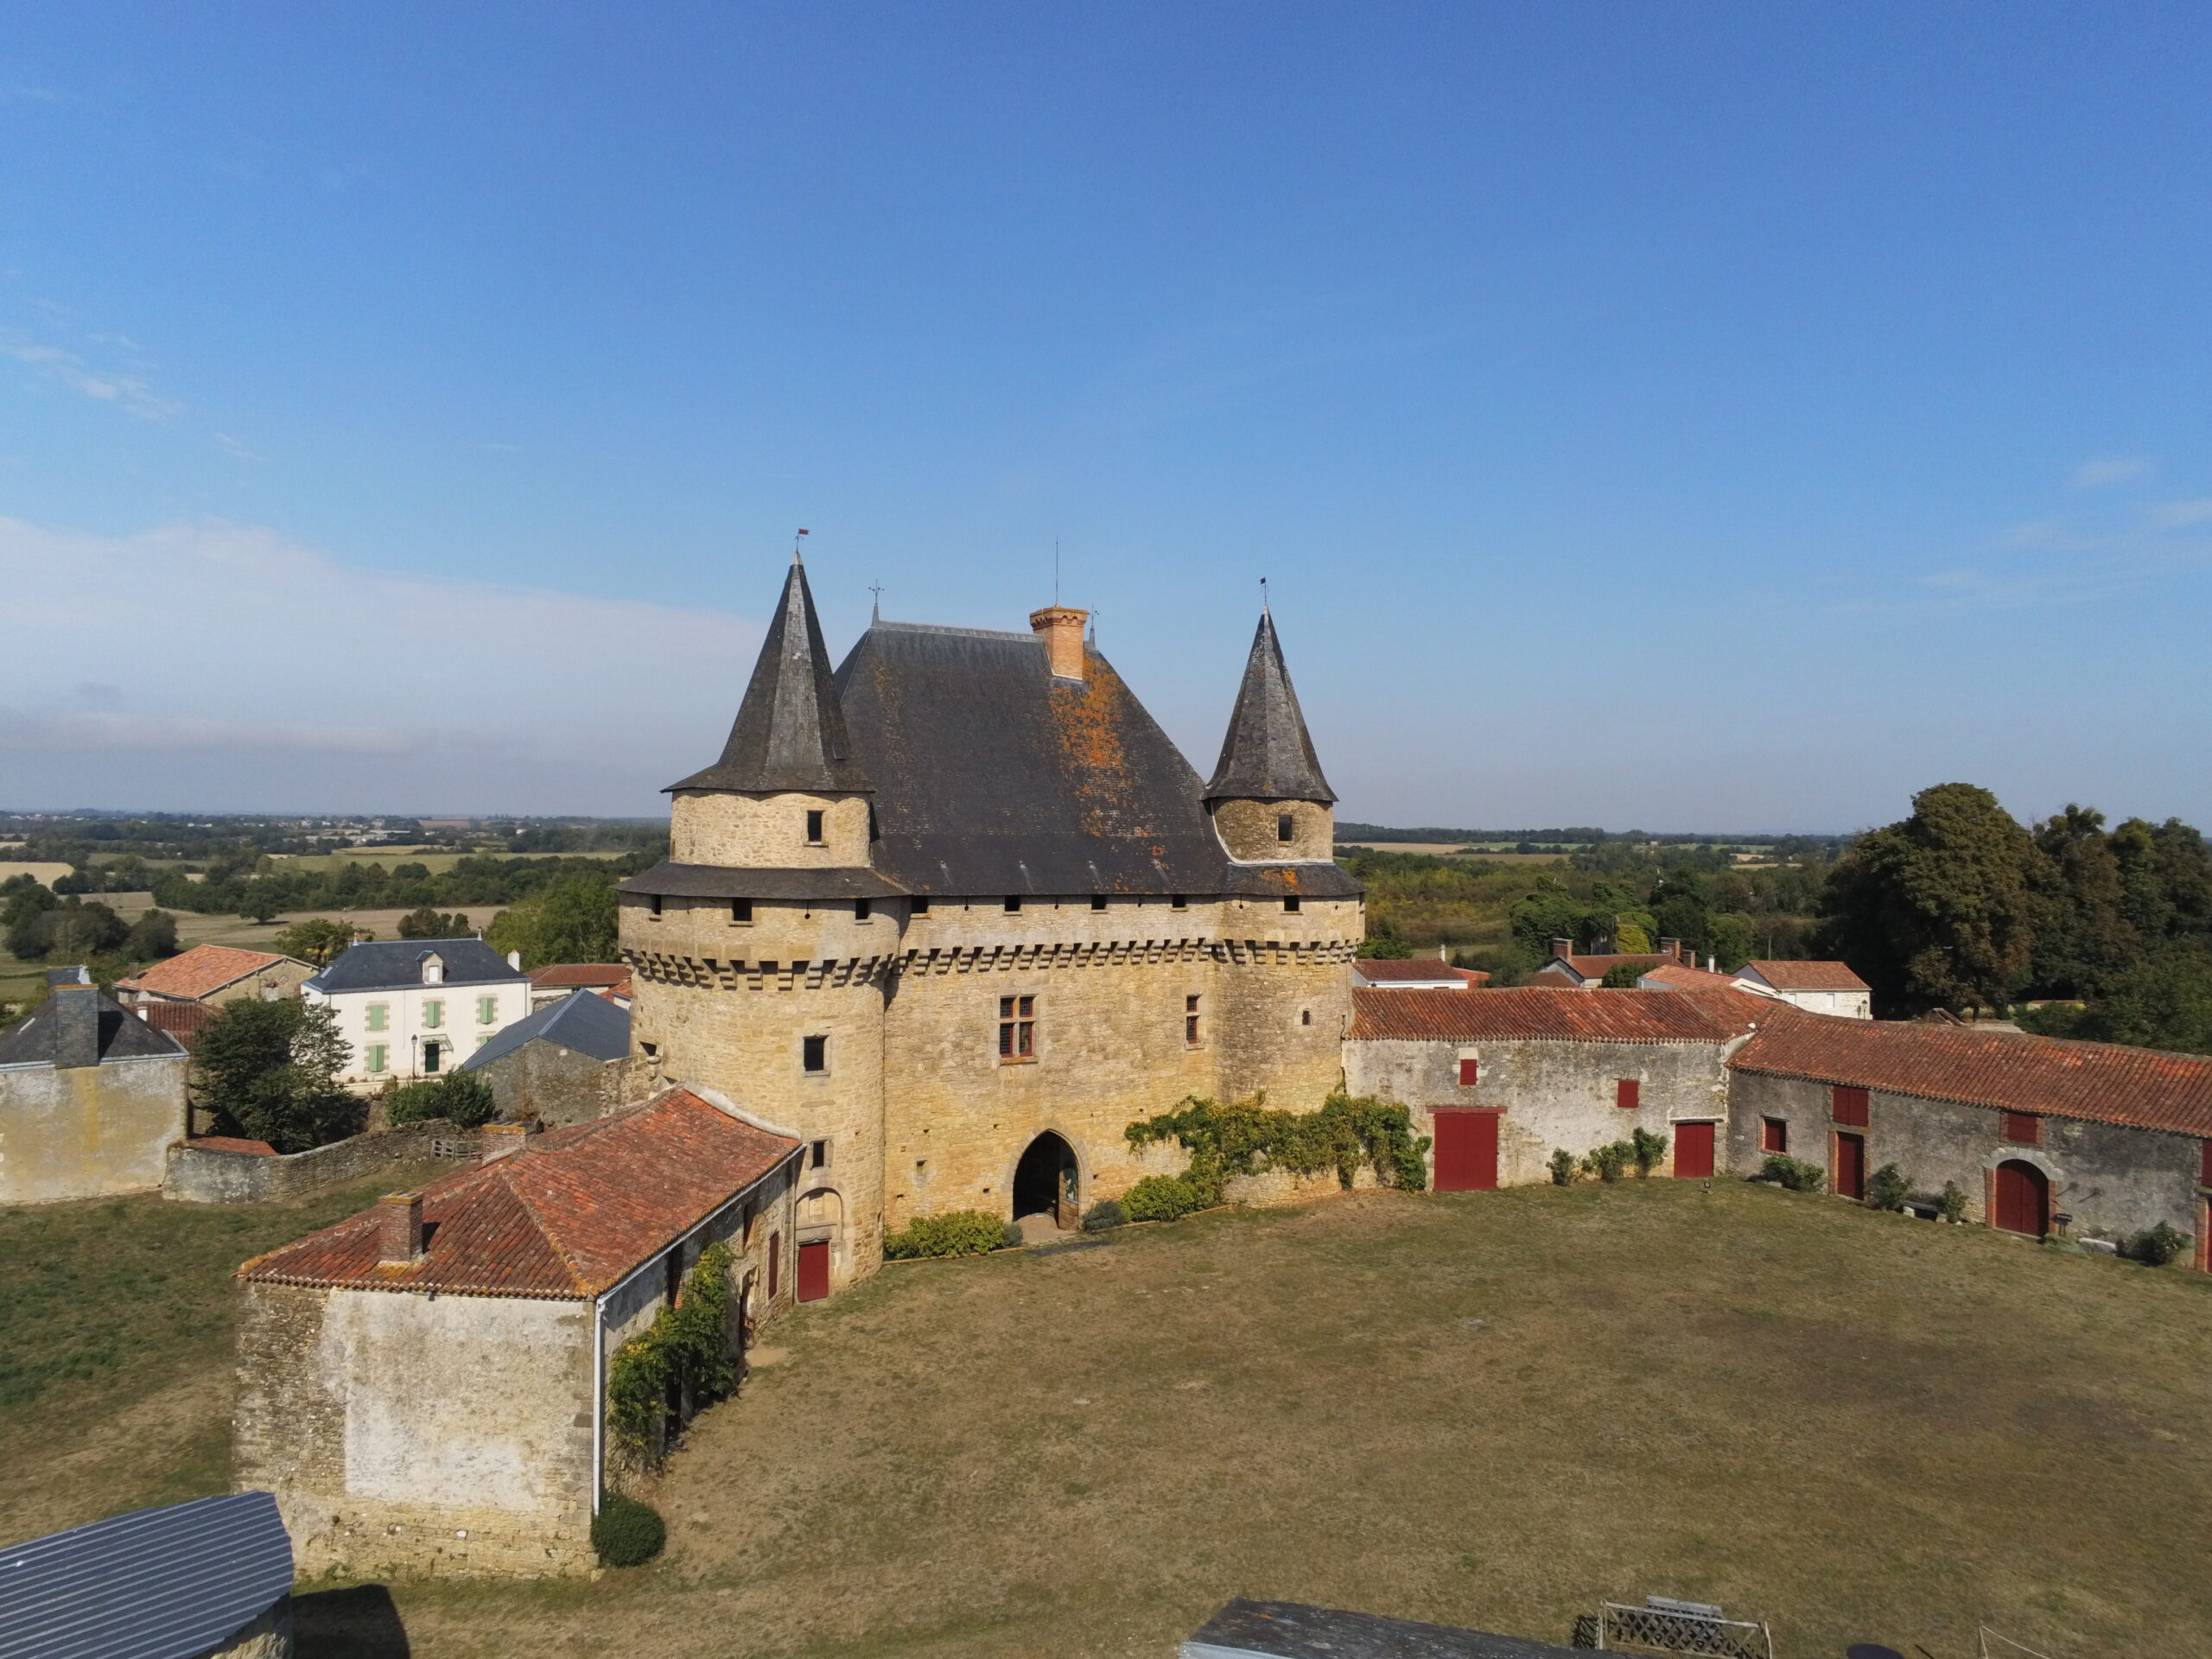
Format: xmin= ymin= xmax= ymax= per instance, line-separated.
xmin=0 ymin=976 xmax=190 ymax=1203
xmin=458 ymin=988 xmax=632 ymax=1127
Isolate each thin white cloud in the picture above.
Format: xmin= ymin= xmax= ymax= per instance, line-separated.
xmin=213 ymin=432 xmax=263 ymax=461
xmin=2071 ymin=455 xmax=2150 ymax=488
xmin=3 ymin=340 xmax=183 ymax=421
xmin=2145 ymin=498 xmax=2212 ymax=531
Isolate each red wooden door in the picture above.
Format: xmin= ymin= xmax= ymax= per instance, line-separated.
xmin=1432 ymin=1109 xmax=1499 ymax=1192
xmin=796 ymin=1240 xmax=830 ymax=1302
xmin=1834 ymin=1132 xmax=1866 ymax=1201
xmin=1675 ymin=1122 xmax=1716 ymax=1179
xmin=1994 ymin=1160 xmax=2049 ymax=1236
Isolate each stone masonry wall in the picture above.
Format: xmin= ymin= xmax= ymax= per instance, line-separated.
xmin=1210 ymin=797 xmax=1335 ymax=862
xmin=670 ymin=791 xmax=872 ymax=868
xmin=165 ymin=1121 xmax=475 ymax=1205
xmin=0 ymin=1052 xmax=188 ymax=1203
xmin=475 ymin=1041 xmax=620 ymax=1128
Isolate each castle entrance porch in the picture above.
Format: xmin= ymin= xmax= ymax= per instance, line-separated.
xmin=1013 ymin=1132 xmax=1079 ymax=1230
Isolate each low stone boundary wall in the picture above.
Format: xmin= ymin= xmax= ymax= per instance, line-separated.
xmin=164 ymin=1120 xmax=478 ymax=1204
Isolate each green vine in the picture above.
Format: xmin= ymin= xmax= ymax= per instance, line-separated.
xmin=607 ymin=1240 xmax=738 ymax=1466
xmin=1123 ymin=1090 xmax=1431 ymax=1212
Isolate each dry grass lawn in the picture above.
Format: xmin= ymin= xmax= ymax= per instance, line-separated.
xmin=289 ymin=1179 xmax=2212 ymax=1659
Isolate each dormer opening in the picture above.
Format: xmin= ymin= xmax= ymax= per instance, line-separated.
xmin=420 ymin=955 xmax=444 ymax=986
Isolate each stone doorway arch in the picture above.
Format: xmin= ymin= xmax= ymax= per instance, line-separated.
xmin=1993 ymin=1159 xmax=2050 ymax=1237
xmin=1013 ymin=1132 xmax=1079 ymax=1230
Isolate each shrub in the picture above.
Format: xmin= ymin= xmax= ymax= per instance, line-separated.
xmin=1599 ymin=962 xmax=1648 ymax=988
xmin=1866 ymin=1162 xmax=1911 ymax=1212
xmin=2126 ymin=1222 xmax=2189 ymax=1267
xmin=1939 ymin=1180 xmax=1969 ymax=1223
xmin=1629 ymin=1128 xmax=1669 ymax=1178
xmin=591 ymin=1493 xmax=665 ymax=1567
xmin=386 ymin=1071 xmax=500 ymax=1129
xmin=1548 ymin=1147 xmax=1577 ymax=1186
xmin=1583 ymin=1141 xmax=1631 ymax=1184
xmin=607 ymin=1243 xmax=737 ymax=1466
xmin=1001 ymin=1220 xmax=1027 ymax=1249
xmin=1761 ymin=1154 xmax=1827 ymax=1194
xmin=1081 ymin=1198 xmax=1126 ymax=1232
xmin=1123 ymin=1090 xmax=1430 ymax=1203
xmin=882 ymin=1210 xmax=1012 ymax=1260
xmin=1122 ymin=1174 xmax=1207 ymax=1223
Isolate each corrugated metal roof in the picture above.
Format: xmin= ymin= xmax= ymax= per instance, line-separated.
xmin=1730 ymin=1016 xmax=2212 ymax=1136
xmin=1184 ymin=1599 xmax=1578 ymax=1659
xmin=1351 ymin=987 xmax=1770 ymax=1044
xmin=0 ymin=1491 xmax=292 ymax=1659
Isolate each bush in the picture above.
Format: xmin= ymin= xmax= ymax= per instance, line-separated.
xmin=1629 ymin=1128 xmax=1669 ymax=1178
xmin=1761 ymin=1154 xmax=1827 ymax=1194
xmin=591 ymin=1493 xmax=665 ymax=1567
xmin=1001 ymin=1220 xmax=1027 ymax=1249
xmin=1123 ymin=1090 xmax=1431 ymax=1204
xmin=882 ymin=1210 xmax=1013 ymax=1259
xmin=1081 ymin=1198 xmax=1126 ymax=1232
xmin=1548 ymin=1147 xmax=1577 ymax=1186
xmin=1599 ymin=962 xmax=1648 ymax=988
xmin=1583 ymin=1141 xmax=1631 ymax=1183
xmin=1122 ymin=1174 xmax=1208 ymax=1223
xmin=1866 ymin=1162 xmax=1911 ymax=1212
xmin=2126 ymin=1222 xmax=2189 ymax=1267
xmin=386 ymin=1071 xmax=500 ymax=1129
xmin=1939 ymin=1180 xmax=1969 ymax=1223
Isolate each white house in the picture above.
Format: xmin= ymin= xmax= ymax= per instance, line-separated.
xmin=302 ymin=938 xmax=534 ymax=1085
xmin=1732 ymin=959 xmax=1872 ymax=1019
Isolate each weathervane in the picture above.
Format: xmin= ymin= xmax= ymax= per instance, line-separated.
xmin=869 ymin=582 xmax=885 ymax=623
xmin=792 ymin=527 xmax=810 ymax=563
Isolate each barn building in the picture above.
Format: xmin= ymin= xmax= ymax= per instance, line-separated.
xmin=0 ymin=976 xmax=190 ymax=1203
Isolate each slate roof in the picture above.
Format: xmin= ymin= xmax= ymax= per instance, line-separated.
xmin=1203 ymin=610 xmax=1337 ymax=804
xmin=114 ymin=945 xmax=299 ymax=1001
xmin=620 ymin=862 xmax=908 ymax=901
xmin=1184 ymin=1599 xmax=1578 ymax=1659
xmin=461 ymin=988 xmax=630 ymax=1071
xmin=835 ymin=619 xmax=1362 ymax=899
xmin=0 ymin=1491 xmax=294 ymax=1659
xmin=303 ymin=937 xmax=524 ymax=995
xmin=1729 ymin=1016 xmax=2212 ymax=1137
xmin=1740 ymin=958 xmax=1870 ymax=993
xmin=1351 ymin=986 xmax=1771 ymax=1044
xmin=239 ymin=1087 xmax=799 ymax=1299
xmin=0 ymin=988 xmax=188 ymax=1067
xmin=670 ymin=556 xmax=871 ymax=795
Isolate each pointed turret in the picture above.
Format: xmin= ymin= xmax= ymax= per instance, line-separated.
xmin=671 ymin=555 xmax=871 ymax=795
xmin=1205 ymin=608 xmax=1335 ymax=805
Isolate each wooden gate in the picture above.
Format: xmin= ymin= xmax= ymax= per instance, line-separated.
xmin=796 ymin=1239 xmax=831 ymax=1302
xmin=1993 ymin=1160 xmax=2050 ymax=1236
xmin=1432 ymin=1109 xmax=1499 ymax=1192
xmin=1674 ymin=1121 xmax=1716 ymax=1179
xmin=1833 ymin=1131 xmax=1866 ymax=1201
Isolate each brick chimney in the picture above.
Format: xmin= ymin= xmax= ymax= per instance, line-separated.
xmin=1658 ymin=937 xmax=1682 ymax=963
xmin=378 ymin=1192 xmax=424 ymax=1263
xmin=51 ymin=982 xmax=102 ymax=1070
xmin=480 ymin=1122 xmax=531 ymax=1164
xmin=1028 ymin=607 xmax=1088 ymax=681
xmin=1550 ymin=937 xmax=1573 ymax=961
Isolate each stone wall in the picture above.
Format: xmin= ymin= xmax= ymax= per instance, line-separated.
xmin=235 ymin=1282 xmax=597 ymax=1578
xmin=1209 ymin=797 xmax=1334 ymax=862
xmin=1346 ymin=1035 xmax=1736 ymax=1186
xmin=0 ymin=1052 xmax=188 ymax=1203
xmin=1726 ymin=1070 xmax=2205 ymax=1245
xmin=205 ymin=1599 xmax=293 ymax=1658
xmin=164 ymin=1121 xmax=475 ymax=1205
xmin=670 ymin=790 xmax=872 ymax=868
xmin=474 ymin=1042 xmax=621 ymax=1128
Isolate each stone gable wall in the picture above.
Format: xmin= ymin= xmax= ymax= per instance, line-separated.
xmin=0 ymin=1052 xmax=188 ymax=1204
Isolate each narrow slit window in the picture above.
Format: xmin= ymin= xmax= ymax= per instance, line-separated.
xmin=809 ymin=1138 xmax=830 ymax=1169
xmin=805 ymin=809 xmax=824 ymax=844
xmin=855 ymin=898 xmax=872 ymax=921
xmin=1300 ymin=1009 xmax=1312 ymax=1027
xmin=1185 ymin=994 xmax=1202 ymax=1046
xmin=649 ymin=893 xmax=664 ymax=918
xmin=998 ymin=995 xmax=1036 ymax=1060
xmin=803 ymin=1034 xmax=828 ymax=1073
xmin=1277 ymin=813 xmax=1294 ymax=843
xmin=731 ymin=899 xmax=753 ymax=925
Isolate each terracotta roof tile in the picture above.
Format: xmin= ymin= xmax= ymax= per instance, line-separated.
xmin=1354 ymin=959 xmax=1488 ymax=985
xmin=1729 ymin=1018 xmax=2212 ymax=1137
xmin=1637 ymin=962 xmax=1747 ymax=992
xmin=140 ymin=1001 xmax=215 ymax=1048
xmin=1351 ymin=986 xmax=1771 ymax=1044
xmin=529 ymin=963 xmax=632 ymax=990
xmin=116 ymin=945 xmax=299 ymax=1001
xmin=188 ymin=1135 xmax=276 ymax=1155
xmin=1742 ymin=959 xmax=1870 ymax=993
xmin=239 ymin=1088 xmax=800 ymax=1299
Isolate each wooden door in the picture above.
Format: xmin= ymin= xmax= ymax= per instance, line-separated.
xmin=1432 ymin=1109 xmax=1498 ymax=1192
xmin=1674 ymin=1122 xmax=1716 ymax=1179
xmin=797 ymin=1239 xmax=830 ymax=1302
xmin=1833 ymin=1132 xmax=1866 ymax=1201
xmin=1994 ymin=1160 xmax=2049 ymax=1236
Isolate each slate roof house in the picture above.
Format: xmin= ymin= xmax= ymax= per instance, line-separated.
xmin=302 ymin=938 xmax=531 ymax=1085
xmin=0 ymin=976 xmax=189 ymax=1203
xmin=619 ymin=556 xmax=1363 ymax=1296
xmin=460 ymin=987 xmax=632 ymax=1127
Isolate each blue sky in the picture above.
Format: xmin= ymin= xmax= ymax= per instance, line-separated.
xmin=3 ymin=3 xmax=2209 ymax=830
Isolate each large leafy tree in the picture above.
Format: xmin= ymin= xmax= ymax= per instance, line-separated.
xmin=1819 ymin=783 xmax=2036 ymax=1016
xmin=487 ymin=873 xmax=620 ymax=969
xmin=194 ymin=998 xmax=360 ymax=1152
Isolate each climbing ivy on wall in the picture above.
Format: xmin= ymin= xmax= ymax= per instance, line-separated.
xmin=1123 ymin=1090 xmax=1430 ymax=1216
xmin=607 ymin=1240 xmax=738 ymax=1467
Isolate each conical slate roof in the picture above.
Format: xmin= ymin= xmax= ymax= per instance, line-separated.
xmin=670 ymin=557 xmax=872 ymax=794
xmin=1204 ymin=609 xmax=1336 ymax=804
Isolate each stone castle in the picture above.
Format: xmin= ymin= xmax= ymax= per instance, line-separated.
xmin=618 ymin=556 xmax=1363 ymax=1294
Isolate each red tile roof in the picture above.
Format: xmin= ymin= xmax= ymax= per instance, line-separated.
xmin=529 ymin=963 xmax=632 ymax=990
xmin=1637 ymin=962 xmax=1747 ymax=992
xmin=116 ymin=945 xmax=301 ymax=1001
xmin=1741 ymin=959 xmax=1870 ymax=993
xmin=139 ymin=1000 xmax=214 ymax=1048
xmin=1537 ymin=953 xmax=1675 ymax=984
xmin=188 ymin=1135 xmax=277 ymax=1156
xmin=1730 ymin=1018 xmax=2212 ymax=1137
xmin=1351 ymin=986 xmax=1772 ymax=1045
xmin=239 ymin=1088 xmax=800 ymax=1299
xmin=1354 ymin=959 xmax=1490 ymax=985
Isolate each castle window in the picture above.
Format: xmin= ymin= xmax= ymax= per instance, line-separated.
xmin=1277 ymin=813 xmax=1294 ymax=843
xmin=1283 ymin=896 xmax=1301 ymax=913
xmin=1301 ymin=1009 xmax=1312 ymax=1027
xmin=1004 ymin=896 xmax=1022 ymax=913
xmin=998 ymin=995 xmax=1035 ymax=1061
xmin=803 ymin=1034 xmax=828 ymax=1073
xmin=1090 ymin=894 xmax=1107 ymax=912
xmin=805 ymin=809 xmax=825 ymax=844
xmin=1170 ymin=894 xmax=1187 ymax=911
xmin=855 ymin=898 xmax=872 ymax=922
xmin=649 ymin=893 xmax=664 ymax=918
xmin=1185 ymin=995 xmax=1202 ymax=1046
xmin=731 ymin=899 xmax=753 ymax=925
xmin=809 ymin=1138 xmax=831 ymax=1169
xmin=912 ymin=897 xmax=931 ymax=917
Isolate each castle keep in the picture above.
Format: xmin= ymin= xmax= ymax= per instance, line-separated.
xmin=619 ymin=558 xmax=1363 ymax=1294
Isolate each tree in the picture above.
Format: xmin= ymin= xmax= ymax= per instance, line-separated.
xmin=272 ymin=918 xmax=362 ymax=966
xmin=397 ymin=906 xmax=475 ymax=940
xmin=1706 ymin=912 xmax=1756 ymax=972
xmin=1819 ymin=783 xmax=2036 ymax=1015
xmin=1599 ymin=961 xmax=1648 ymax=988
xmin=194 ymin=998 xmax=361 ymax=1152
xmin=239 ymin=887 xmax=283 ymax=925
xmin=124 ymin=909 xmax=179 ymax=960
xmin=1508 ymin=881 xmax=1588 ymax=959
xmin=2023 ymin=943 xmax=2212 ymax=1056
xmin=486 ymin=873 xmax=620 ymax=968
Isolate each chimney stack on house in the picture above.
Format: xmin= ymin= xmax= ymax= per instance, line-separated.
xmin=1029 ymin=606 xmax=1089 ymax=681
xmin=50 ymin=982 xmax=103 ymax=1070
xmin=480 ymin=1123 xmax=531 ymax=1164
xmin=1659 ymin=937 xmax=1686 ymax=963
xmin=378 ymin=1192 xmax=425 ymax=1263
xmin=1550 ymin=937 xmax=1573 ymax=961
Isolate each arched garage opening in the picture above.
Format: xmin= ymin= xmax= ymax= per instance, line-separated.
xmin=1013 ymin=1132 xmax=1078 ymax=1228
xmin=1993 ymin=1159 xmax=2050 ymax=1238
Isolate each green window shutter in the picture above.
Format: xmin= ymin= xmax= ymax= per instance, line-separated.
xmin=478 ymin=996 xmax=496 ymax=1026
xmin=423 ymin=1000 xmax=442 ymax=1030
xmin=366 ymin=1003 xmax=387 ymax=1033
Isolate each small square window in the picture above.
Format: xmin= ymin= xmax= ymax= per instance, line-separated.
xmin=803 ymin=1034 xmax=828 ymax=1073
xmin=1004 ymin=896 xmax=1022 ymax=913
xmin=1170 ymin=894 xmax=1187 ymax=911
xmin=2001 ymin=1111 xmax=2041 ymax=1146
xmin=809 ymin=1138 xmax=830 ymax=1169
xmin=1277 ymin=813 xmax=1294 ymax=843
xmin=1761 ymin=1116 xmax=1788 ymax=1154
xmin=1832 ymin=1085 xmax=1870 ymax=1127
xmin=1090 ymin=894 xmax=1107 ymax=912
xmin=1283 ymin=896 xmax=1300 ymax=913
xmin=912 ymin=898 xmax=931 ymax=917
xmin=805 ymin=809 xmax=825 ymax=843
xmin=730 ymin=899 xmax=753 ymax=925
xmin=649 ymin=893 xmax=664 ymax=918
xmin=855 ymin=898 xmax=872 ymax=922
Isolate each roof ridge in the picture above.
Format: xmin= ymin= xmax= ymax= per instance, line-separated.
xmin=493 ymin=1155 xmax=596 ymax=1296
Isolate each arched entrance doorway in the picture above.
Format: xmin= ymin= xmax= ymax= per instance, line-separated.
xmin=1993 ymin=1160 xmax=2050 ymax=1237
xmin=1013 ymin=1133 xmax=1079 ymax=1229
